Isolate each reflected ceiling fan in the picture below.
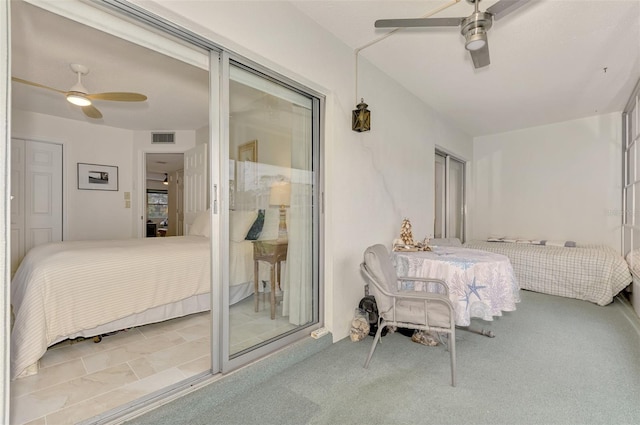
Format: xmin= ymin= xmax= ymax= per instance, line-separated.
xmin=375 ymin=0 xmax=532 ymax=69
xmin=12 ymin=63 xmax=147 ymax=119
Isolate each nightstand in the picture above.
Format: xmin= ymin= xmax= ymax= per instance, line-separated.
xmin=252 ymin=239 xmax=288 ymax=319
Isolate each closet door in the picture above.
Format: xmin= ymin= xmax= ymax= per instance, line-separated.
xmin=10 ymin=139 xmax=63 ymax=275
xmin=25 ymin=140 xmax=63 ymax=249
xmin=10 ymin=139 xmax=26 ymax=275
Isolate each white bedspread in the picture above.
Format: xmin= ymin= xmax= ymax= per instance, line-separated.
xmin=11 ymin=236 xmax=211 ymax=380
xmin=463 ymin=241 xmax=631 ymax=306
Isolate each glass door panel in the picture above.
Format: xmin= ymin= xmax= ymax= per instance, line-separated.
xmin=434 ymin=150 xmax=465 ymax=242
xmin=449 ymin=158 xmax=465 ymax=241
xmin=228 ymin=63 xmax=315 ymax=356
xmin=434 ymin=153 xmax=446 ymax=238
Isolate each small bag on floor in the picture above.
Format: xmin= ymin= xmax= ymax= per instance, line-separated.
xmin=358 ymin=295 xmax=388 ymax=337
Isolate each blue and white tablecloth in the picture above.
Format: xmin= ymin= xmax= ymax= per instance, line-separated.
xmin=392 ymin=246 xmax=520 ymax=326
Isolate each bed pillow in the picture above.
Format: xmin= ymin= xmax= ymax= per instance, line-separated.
xmin=188 ymin=210 xmax=210 ymax=237
xmin=546 ymin=240 xmax=577 ymax=247
xmin=230 ymin=210 xmax=258 ymax=242
xmin=245 ymin=209 xmax=265 ymax=240
xmin=258 ymin=207 xmax=281 ymax=241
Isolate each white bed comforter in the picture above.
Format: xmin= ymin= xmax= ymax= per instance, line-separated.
xmin=11 ymin=236 xmax=211 ymax=380
xmin=462 ymin=241 xmax=631 ymax=306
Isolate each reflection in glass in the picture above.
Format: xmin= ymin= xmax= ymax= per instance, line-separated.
xmin=228 ymin=64 xmax=314 ymax=355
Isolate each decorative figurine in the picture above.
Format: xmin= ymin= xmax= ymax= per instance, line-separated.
xmin=400 ymin=218 xmax=414 ymax=246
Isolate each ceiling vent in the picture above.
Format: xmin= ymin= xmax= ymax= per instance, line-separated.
xmin=152 ymin=132 xmax=175 ymax=144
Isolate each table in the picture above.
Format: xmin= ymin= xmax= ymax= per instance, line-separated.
xmin=252 ymin=240 xmax=288 ymax=319
xmin=392 ymin=246 xmax=520 ymax=327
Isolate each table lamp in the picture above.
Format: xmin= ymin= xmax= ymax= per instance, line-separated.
xmin=270 ymin=181 xmax=291 ymax=242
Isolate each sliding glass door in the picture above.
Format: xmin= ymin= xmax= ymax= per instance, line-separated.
xmin=434 ymin=150 xmax=466 ymax=241
xmin=224 ymin=61 xmax=319 ymax=365
xmin=6 ymin=1 xmax=322 ymax=422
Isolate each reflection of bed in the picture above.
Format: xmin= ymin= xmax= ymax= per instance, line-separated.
xmin=10 ymin=209 xmax=273 ymax=380
xmin=463 ymin=241 xmax=631 ymax=306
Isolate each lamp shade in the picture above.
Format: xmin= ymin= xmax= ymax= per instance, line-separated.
xmin=270 ymin=181 xmax=291 ymax=206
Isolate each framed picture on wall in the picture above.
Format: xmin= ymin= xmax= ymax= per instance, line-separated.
xmin=77 ymin=163 xmax=119 ymax=191
xmin=238 ymin=140 xmax=258 ymax=162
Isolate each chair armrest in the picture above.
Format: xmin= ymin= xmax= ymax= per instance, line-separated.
xmin=397 ymin=276 xmax=449 ymax=296
xmin=392 ymin=290 xmax=456 ymax=311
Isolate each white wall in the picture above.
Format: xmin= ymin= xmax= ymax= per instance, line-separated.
xmin=11 ymin=110 xmax=198 ymax=240
xmin=12 ymin=110 xmax=135 ymax=241
xmin=471 ymin=112 xmax=622 ymax=250
xmin=135 ymin=1 xmax=473 ymax=341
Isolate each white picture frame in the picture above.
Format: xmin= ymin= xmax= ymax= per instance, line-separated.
xmin=77 ymin=163 xmax=119 ymax=191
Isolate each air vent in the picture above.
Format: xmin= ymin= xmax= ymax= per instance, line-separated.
xmin=152 ymin=132 xmax=175 ymax=144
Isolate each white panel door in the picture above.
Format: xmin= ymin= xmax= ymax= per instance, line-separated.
xmin=25 ymin=140 xmax=63 ymax=249
xmin=183 ymin=143 xmax=208 ymax=234
xmin=176 ymin=168 xmax=185 ymax=236
xmin=11 ymin=139 xmax=63 ymax=274
xmin=10 ymin=139 xmax=26 ymax=275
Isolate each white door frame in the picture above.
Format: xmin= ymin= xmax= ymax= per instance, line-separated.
xmin=136 ymin=147 xmax=192 ymax=238
xmin=1 ymin=1 xmax=11 ymax=422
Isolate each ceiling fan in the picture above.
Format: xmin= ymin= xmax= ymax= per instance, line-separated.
xmin=375 ymin=0 xmax=532 ymax=69
xmin=12 ymin=63 xmax=147 ymax=119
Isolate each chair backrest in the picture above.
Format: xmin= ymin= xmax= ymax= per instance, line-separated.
xmin=362 ymin=244 xmax=397 ymax=315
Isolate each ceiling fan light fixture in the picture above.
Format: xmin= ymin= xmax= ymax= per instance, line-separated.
xmin=464 ymin=28 xmax=487 ymax=51
xmin=66 ymin=92 xmax=92 ymax=107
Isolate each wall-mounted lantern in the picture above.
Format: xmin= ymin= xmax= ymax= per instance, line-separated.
xmin=352 ymin=98 xmax=371 ymax=132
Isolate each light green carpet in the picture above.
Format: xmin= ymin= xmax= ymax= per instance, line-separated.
xmin=126 ymin=290 xmax=640 ymax=425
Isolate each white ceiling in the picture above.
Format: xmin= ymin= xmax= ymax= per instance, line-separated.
xmin=10 ymin=0 xmax=640 ymax=139
xmin=11 ymin=0 xmax=210 ymax=132
xmin=291 ymin=0 xmax=640 ymax=136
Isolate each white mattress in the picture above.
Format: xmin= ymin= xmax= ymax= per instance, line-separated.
xmin=10 ymin=236 xmax=256 ymax=380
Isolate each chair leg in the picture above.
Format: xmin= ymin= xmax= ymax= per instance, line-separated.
xmin=363 ymin=321 xmax=386 ymax=369
xmin=449 ymin=328 xmax=456 ymax=387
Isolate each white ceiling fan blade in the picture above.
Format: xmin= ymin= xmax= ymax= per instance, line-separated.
xmin=486 ymin=0 xmax=532 ymax=21
xmin=375 ymin=17 xmax=463 ymax=28
xmin=470 ymin=43 xmax=490 ymax=69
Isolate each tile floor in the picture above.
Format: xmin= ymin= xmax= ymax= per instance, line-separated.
xmin=10 ymin=295 xmax=297 ymax=425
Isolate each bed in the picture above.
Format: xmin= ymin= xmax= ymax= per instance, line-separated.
xmin=463 ymin=240 xmax=631 ymax=306
xmin=10 ymin=208 xmax=274 ymax=380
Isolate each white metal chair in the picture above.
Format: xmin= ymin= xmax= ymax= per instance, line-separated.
xmin=360 ymin=244 xmax=457 ymax=386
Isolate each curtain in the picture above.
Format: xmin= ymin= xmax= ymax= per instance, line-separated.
xmin=283 ymin=105 xmax=313 ymax=325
